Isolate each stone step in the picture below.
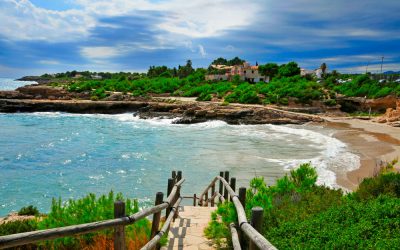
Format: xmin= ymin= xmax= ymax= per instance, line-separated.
xmin=163 ymin=206 xmax=217 ymax=250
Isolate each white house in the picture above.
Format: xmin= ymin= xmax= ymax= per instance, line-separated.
xmin=301 ymin=68 xmax=324 ymax=79
xmin=206 ymin=62 xmax=269 ymax=83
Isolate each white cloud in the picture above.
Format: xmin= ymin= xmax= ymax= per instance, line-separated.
xmin=38 ymin=60 xmax=61 ymax=65
xmin=0 ymin=0 xmax=95 ymax=41
xmin=155 ymin=0 xmax=260 ymax=38
xmin=80 ymin=46 xmax=127 ymax=59
xmin=0 ymin=0 xmax=261 ymax=47
xmin=338 ymin=63 xmax=400 ymax=74
xmin=198 ymin=45 xmax=206 ymax=57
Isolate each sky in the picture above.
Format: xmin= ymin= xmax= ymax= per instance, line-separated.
xmin=0 ymin=0 xmax=399 ymax=77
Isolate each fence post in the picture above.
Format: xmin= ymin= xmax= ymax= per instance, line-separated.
xmin=224 ymin=171 xmax=229 ymax=201
xmin=238 ymin=187 xmax=247 ymax=247
xmin=249 ymin=207 xmax=264 ymax=250
xmin=172 ymin=170 xmax=176 ymax=180
xmin=238 ymin=187 xmax=246 ymax=208
xmin=150 ymin=192 xmax=164 ymax=242
xmin=193 ymin=194 xmax=197 ymax=206
xmin=114 ymin=201 xmax=126 ymax=250
xmin=166 ymin=178 xmax=174 ymax=219
xmin=211 ymin=183 xmax=215 ymax=207
xmin=177 ymin=171 xmax=182 ymax=181
xmin=173 ymin=185 xmax=181 ymax=221
xmin=205 ymin=191 xmax=209 ymax=207
xmin=230 ymin=177 xmax=236 ymax=194
xmin=219 ymin=171 xmax=224 ymax=199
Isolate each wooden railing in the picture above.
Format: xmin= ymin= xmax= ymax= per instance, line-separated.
xmin=198 ymin=171 xmax=277 ymax=250
xmin=0 ymin=170 xmax=185 ymax=250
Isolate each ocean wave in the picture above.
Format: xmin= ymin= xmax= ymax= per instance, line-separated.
xmin=266 ymin=125 xmax=360 ymax=189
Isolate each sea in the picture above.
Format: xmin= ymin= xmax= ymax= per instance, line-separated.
xmin=0 ymin=77 xmax=35 ymax=91
xmin=0 ymin=78 xmax=360 ymax=216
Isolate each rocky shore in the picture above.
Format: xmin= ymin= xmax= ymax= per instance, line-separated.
xmin=0 ymin=84 xmax=323 ymax=125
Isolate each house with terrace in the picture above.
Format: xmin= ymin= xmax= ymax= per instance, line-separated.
xmin=206 ymin=62 xmax=269 ymax=83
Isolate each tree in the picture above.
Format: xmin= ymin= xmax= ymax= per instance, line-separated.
xmin=211 ymin=57 xmax=228 ymax=65
xmin=278 ymin=62 xmax=300 ymax=77
xmin=259 ymin=63 xmax=279 ymax=79
xmin=177 ymin=60 xmax=194 ymax=78
xmin=321 ymin=63 xmax=327 ymax=77
xmin=147 ymin=65 xmax=170 ymax=78
xmin=228 ymin=56 xmax=245 ymax=66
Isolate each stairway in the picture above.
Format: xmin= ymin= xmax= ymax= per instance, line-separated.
xmin=163 ymin=206 xmax=217 ymax=250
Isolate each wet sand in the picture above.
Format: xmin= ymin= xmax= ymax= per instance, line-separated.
xmin=322 ymin=117 xmax=400 ymax=191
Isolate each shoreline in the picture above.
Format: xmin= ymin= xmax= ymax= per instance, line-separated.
xmin=323 ymin=117 xmax=400 ymax=191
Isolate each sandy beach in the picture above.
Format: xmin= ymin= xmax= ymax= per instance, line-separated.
xmin=323 ymin=117 xmax=400 ymax=191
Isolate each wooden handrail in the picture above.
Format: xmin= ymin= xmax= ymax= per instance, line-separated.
xmin=198 ymin=176 xmax=218 ymax=206
xmin=199 ymin=175 xmax=277 ymax=250
xmin=140 ymin=197 xmax=182 ymax=250
xmin=0 ymin=178 xmax=186 ymax=249
xmin=230 ymin=223 xmax=241 ymax=250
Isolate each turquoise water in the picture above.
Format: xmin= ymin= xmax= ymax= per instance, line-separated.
xmin=0 ymin=113 xmax=359 ymax=216
xmin=0 ymin=77 xmax=34 ymax=90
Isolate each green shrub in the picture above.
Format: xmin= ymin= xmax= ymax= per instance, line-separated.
xmin=221 ymin=101 xmax=230 ymax=106
xmin=0 ymin=219 xmax=38 ymax=236
xmin=38 ymin=191 xmax=151 ymax=249
xmin=324 ymin=99 xmax=337 ymax=106
xmin=196 ymin=92 xmax=212 ymax=101
xmin=353 ymin=172 xmax=400 ymax=201
xmin=267 ymin=196 xmax=400 ymax=249
xmin=18 ymin=205 xmax=39 ymax=216
xmin=206 ymin=165 xmax=400 ymax=249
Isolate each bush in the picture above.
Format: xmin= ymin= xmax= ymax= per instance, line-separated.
xmin=324 ymin=99 xmax=337 ymax=106
xmin=206 ymin=165 xmax=400 ymax=249
xmin=196 ymin=92 xmax=212 ymax=101
xmin=38 ymin=191 xmax=151 ymax=249
xmin=353 ymin=172 xmax=400 ymax=201
xmin=18 ymin=205 xmax=39 ymax=216
xmin=267 ymin=196 xmax=400 ymax=249
xmin=0 ymin=219 xmax=38 ymax=236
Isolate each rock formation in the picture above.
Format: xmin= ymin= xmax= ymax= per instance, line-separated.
xmin=376 ymin=99 xmax=400 ymax=126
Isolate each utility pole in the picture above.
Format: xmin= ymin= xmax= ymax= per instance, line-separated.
xmin=380 ymin=56 xmax=384 ymax=79
xmin=366 ymin=61 xmax=370 ymax=74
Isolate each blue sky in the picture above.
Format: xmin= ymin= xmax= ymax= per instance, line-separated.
xmin=0 ymin=0 xmax=399 ymax=77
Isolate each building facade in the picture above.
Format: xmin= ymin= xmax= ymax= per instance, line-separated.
xmin=206 ymin=62 xmax=269 ymax=83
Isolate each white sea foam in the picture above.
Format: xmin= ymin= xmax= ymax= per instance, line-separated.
xmin=89 ymin=175 xmax=104 ymax=180
xmin=265 ymin=124 xmax=360 ymax=189
xmin=187 ymin=120 xmax=227 ymax=129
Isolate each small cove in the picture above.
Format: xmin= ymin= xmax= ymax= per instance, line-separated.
xmin=0 ymin=112 xmax=360 ymax=215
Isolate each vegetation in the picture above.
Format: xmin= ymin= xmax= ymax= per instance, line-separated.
xmin=42 ymin=58 xmax=400 ymax=107
xmin=18 ymin=205 xmax=40 ymax=216
xmin=205 ymin=162 xmax=400 ymax=249
xmin=0 ymin=191 xmax=151 ymax=250
xmin=333 ymin=74 xmax=400 ymax=98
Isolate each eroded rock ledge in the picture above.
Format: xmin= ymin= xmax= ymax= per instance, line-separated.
xmin=0 ymin=98 xmax=323 ymax=125
xmin=0 ymin=84 xmax=323 ymax=125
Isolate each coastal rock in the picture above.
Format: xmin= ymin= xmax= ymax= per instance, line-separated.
xmin=0 ymin=98 xmax=324 ymax=125
xmin=0 ymin=212 xmax=35 ymax=225
xmin=375 ymin=99 xmax=400 ymax=125
xmin=337 ymin=95 xmax=397 ymax=113
xmin=0 ymin=91 xmax=31 ymax=99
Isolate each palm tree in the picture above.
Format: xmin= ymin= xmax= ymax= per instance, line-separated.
xmin=321 ymin=63 xmax=327 ymax=75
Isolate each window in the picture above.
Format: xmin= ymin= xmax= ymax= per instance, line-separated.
xmin=244 ymin=70 xmax=246 ymax=73
xmin=252 ymin=70 xmax=254 ymax=74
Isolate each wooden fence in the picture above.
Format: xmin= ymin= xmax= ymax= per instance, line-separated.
xmin=0 ymin=170 xmax=277 ymax=250
xmin=0 ymin=170 xmax=185 ymax=250
xmin=198 ymin=171 xmax=277 ymax=250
